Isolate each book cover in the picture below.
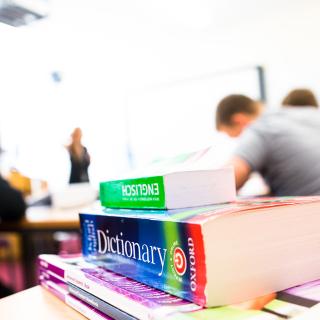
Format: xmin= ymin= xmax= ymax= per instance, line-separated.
xmin=39 ymin=268 xmax=65 ymax=285
xmin=42 ymin=277 xmax=280 ymax=320
xmin=40 ymin=279 xmax=112 ymax=320
xmin=38 ymin=254 xmax=320 ymax=320
xmin=38 ymin=254 xmax=87 ymax=278
xmin=80 ymin=196 xmax=320 ymax=306
xmin=277 ymin=278 xmax=320 ymax=307
xmin=68 ymin=283 xmax=136 ymax=320
xmin=38 ymin=254 xmax=200 ymax=319
xmin=100 ymin=175 xmax=166 ymax=209
xmin=100 ymin=167 xmax=235 ymax=210
xmin=39 ymin=270 xmax=136 ymax=320
xmin=165 ymin=291 xmax=316 ymax=319
xmin=99 ymin=147 xmax=209 ymax=210
xmin=80 ymin=208 xmax=207 ymax=305
xmin=39 ymin=265 xmax=138 ymax=320
xmin=66 ymin=266 xmax=201 ymax=320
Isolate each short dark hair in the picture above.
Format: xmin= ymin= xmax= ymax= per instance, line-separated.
xmin=282 ymin=89 xmax=318 ymax=108
xmin=216 ymin=94 xmax=258 ymax=129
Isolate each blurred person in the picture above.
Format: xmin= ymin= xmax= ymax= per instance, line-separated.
xmin=216 ymin=94 xmax=320 ymax=196
xmin=0 ymin=175 xmax=26 ymax=222
xmin=282 ymin=88 xmax=318 ymax=108
xmin=0 ymin=175 xmax=26 ymax=296
xmin=0 ymin=147 xmax=26 ymax=222
xmin=0 ymin=148 xmax=26 ymax=297
xmin=67 ymin=128 xmax=90 ymax=184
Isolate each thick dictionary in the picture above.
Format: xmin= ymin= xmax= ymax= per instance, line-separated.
xmin=99 ymin=167 xmax=236 ymax=209
xmin=81 ymin=196 xmax=320 ymax=307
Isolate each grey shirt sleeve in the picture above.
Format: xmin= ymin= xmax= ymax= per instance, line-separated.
xmin=234 ymin=128 xmax=268 ymax=172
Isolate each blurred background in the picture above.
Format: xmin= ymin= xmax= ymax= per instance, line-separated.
xmin=1 ymin=0 xmax=319 ymax=189
xmin=1 ymin=0 xmax=320 ymax=296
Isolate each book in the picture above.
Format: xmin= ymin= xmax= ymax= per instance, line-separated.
xmin=167 ymin=288 xmax=320 ymax=320
xmin=40 ymin=278 xmax=113 ymax=320
xmin=80 ymin=196 xmax=320 ymax=307
xmin=38 ymin=255 xmax=281 ymax=320
xmin=99 ymin=167 xmax=236 ymax=209
xmin=277 ymin=278 xmax=320 ymax=308
xmin=68 ymin=283 xmax=136 ymax=320
xmin=233 ymin=280 xmax=320 ymax=320
xmin=38 ymin=254 xmax=89 ymax=278
xmin=38 ymin=254 xmax=319 ymax=320
xmin=40 ymin=271 xmax=281 ymax=320
xmin=39 ymin=269 xmax=136 ymax=320
xmin=38 ymin=254 xmax=201 ymax=320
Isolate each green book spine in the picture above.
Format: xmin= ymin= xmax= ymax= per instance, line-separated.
xmin=100 ymin=176 xmax=166 ymax=209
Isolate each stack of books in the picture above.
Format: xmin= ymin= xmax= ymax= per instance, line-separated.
xmin=38 ymin=159 xmax=320 ymax=319
xmin=38 ymin=254 xmax=320 ymax=319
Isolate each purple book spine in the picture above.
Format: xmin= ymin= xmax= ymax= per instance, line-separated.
xmin=38 ymin=255 xmax=66 ymax=279
xmin=39 ymin=268 xmax=65 ymax=285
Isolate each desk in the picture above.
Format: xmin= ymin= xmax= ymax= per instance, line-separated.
xmin=0 ymin=286 xmax=87 ymax=320
xmin=0 ymin=206 xmax=81 ymax=289
xmin=0 ymin=206 xmax=81 ymax=232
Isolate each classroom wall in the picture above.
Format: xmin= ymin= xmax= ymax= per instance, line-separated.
xmin=0 ymin=0 xmax=319 ymax=187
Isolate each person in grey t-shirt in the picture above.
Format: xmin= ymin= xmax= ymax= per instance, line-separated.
xmin=215 ymin=94 xmax=320 ymax=196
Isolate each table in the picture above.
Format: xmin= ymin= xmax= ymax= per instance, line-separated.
xmin=0 ymin=286 xmax=87 ymax=319
xmin=0 ymin=205 xmax=82 ymax=289
xmin=0 ymin=205 xmax=81 ymax=232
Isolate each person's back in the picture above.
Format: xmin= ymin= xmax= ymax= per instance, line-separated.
xmin=0 ymin=174 xmax=26 ymax=297
xmin=235 ymin=107 xmax=320 ymax=195
xmin=0 ymin=175 xmax=26 ymax=222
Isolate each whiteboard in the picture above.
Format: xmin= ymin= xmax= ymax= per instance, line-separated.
xmin=126 ymin=67 xmax=263 ymax=168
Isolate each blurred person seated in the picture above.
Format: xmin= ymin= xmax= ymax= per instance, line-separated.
xmin=0 ymin=175 xmax=26 ymax=297
xmin=0 ymin=149 xmax=26 ymax=297
xmin=0 ymin=174 xmax=26 ymax=222
xmin=216 ymin=94 xmax=320 ymax=196
xmin=67 ymin=128 xmax=90 ymax=184
xmin=282 ymin=88 xmax=318 ymax=108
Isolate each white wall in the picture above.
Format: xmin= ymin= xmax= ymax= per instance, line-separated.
xmin=0 ymin=0 xmax=319 ymax=188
